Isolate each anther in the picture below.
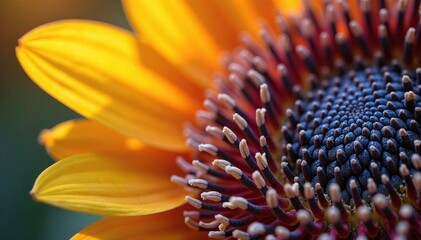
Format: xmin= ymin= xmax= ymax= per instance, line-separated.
xmin=327 ymin=206 xmax=350 ymax=238
xmin=266 ymin=188 xmax=297 ymax=224
xmin=201 ymin=191 xmax=223 ymax=202
xmin=185 ymin=217 xmax=200 ymax=231
xmin=296 ymin=45 xmax=317 ymax=74
xmin=222 ymin=127 xmax=239 ymax=146
xmin=248 ymin=69 xmax=266 ymax=87
xmin=329 ymin=183 xmax=348 ymax=221
xmin=349 ymin=179 xmax=363 ymax=208
xmin=198 ymin=143 xmax=218 ymax=156
xmin=232 ymin=229 xmax=250 ymax=240
xmin=372 ymin=194 xmax=398 ymax=224
xmin=285 ymin=183 xmax=305 ymax=210
xmin=205 ymin=126 xmax=224 ymax=140
xmin=186 ymin=196 xmax=203 ymax=209
xmin=188 ymin=179 xmax=209 ymax=189
xmin=381 ymin=174 xmax=402 ymax=208
xmin=304 ymin=183 xmax=325 ymax=219
xmin=349 ymin=21 xmax=370 ymax=55
xmin=171 ymin=175 xmax=189 ymax=187
xmin=404 ymin=91 xmax=416 ymax=110
xmin=208 ymin=231 xmax=226 ymax=239
xmin=400 ymin=164 xmax=417 ymax=200
xmin=252 ymin=171 xmax=267 ymax=190
xmin=212 ymin=159 xmax=231 ymax=170
xmin=357 ymin=206 xmax=379 ymax=238
xmin=316 ymin=183 xmax=329 ymax=209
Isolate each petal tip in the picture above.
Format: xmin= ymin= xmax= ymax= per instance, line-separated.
xmin=38 ymin=128 xmax=52 ymax=146
xmin=29 ymin=189 xmax=39 ymax=202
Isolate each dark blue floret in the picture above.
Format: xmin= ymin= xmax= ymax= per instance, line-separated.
xmin=282 ymin=64 xmax=421 ymax=204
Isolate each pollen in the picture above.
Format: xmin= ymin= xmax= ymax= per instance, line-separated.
xmin=172 ymin=1 xmax=421 ymax=239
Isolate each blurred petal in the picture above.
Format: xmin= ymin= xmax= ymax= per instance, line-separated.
xmin=31 ymin=151 xmax=189 ymax=216
xmin=71 ymin=207 xmax=205 ymax=240
xmin=123 ymin=0 xmax=279 ymax=88
xmin=39 ymin=119 xmax=145 ymax=160
xmin=16 ymin=20 xmax=200 ymax=151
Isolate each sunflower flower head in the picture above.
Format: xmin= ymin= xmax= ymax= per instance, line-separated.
xmin=16 ymin=0 xmax=421 ymax=239
xmin=172 ymin=1 xmax=421 ymax=239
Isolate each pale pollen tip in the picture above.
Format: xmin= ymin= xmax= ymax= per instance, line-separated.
xmin=275 ymin=226 xmax=290 ymax=238
xmin=260 ymin=136 xmax=268 ymax=148
xmin=175 ymin=157 xmax=193 ymax=173
xmin=248 ymin=69 xmax=265 ymax=86
xmin=399 ymin=164 xmax=409 ymax=176
xmin=188 ymin=179 xmax=208 ymax=189
xmin=329 ymin=183 xmax=341 ymax=202
xmin=381 ymin=174 xmax=390 ymax=184
xmin=396 ymin=221 xmax=410 ymax=237
xmin=225 ymin=166 xmax=243 ymax=180
xmin=185 ymin=196 xmax=202 ymax=209
xmin=297 ymin=209 xmax=311 ymax=225
xmin=199 ymin=220 xmax=220 ymax=229
xmin=256 ymin=108 xmax=266 ymax=127
xmin=232 ymin=229 xmax=250 ymax=240
xmin=284 ymin=183 xmax=297 ymax=198
xmin=413 ymin=172 xmax=421 ymax=190
xmin=255 ymin=152 xmax=268 ymax=170
xmin=260 ymin=84 xmax=271 ymax=103
xmin=212 ymin=159 xmax=231 ymax=169
xmin=252 ymin=171 xmax=266 ymax=189
xmin=248 ymin=222 xmax=266 ymax=235
xmin=304 ymin=182 xmax=314 ymax=199
xmin=198 ymin=143 xmax=218 ymax=156
xmin=222 ymin=126 xmax=237 ymax=144
xmin=192 ymin=160 xmax=209 ymax=172
xmin=327 ymin=206 xmax=340 ymax=223
xmin=185 ymin=217 xmax=200 ymax=231
xmin=229 ymin=196 xmax=248 ymax=210
xmin=239 ymin=139 xmax=250 ymax=158
xmin=367 ymin=178 xmax=377 ymax=193
xmin=203 ymin=99 xmax=218 ymax=113
xmin=205 ymin=126 xmax=224 ymax=140
xmin=233 ymin=113 xmax=248 ymax=130
xmin=201 ymin=191 xmax=222 ymax=202
xmin=183 ymin=211 xmax=200 ymax=219
xmin=372 ymin=194 xmax=388 ymax=209
xmin=357 ymin=206 xmax=371 ymax=221
xmin=399 ymin=204 xmax=414 ymax=219
xmin=171 ymin=175 xmax=188 ymax=186
xmin=404 ymin=91 xmax=416 ymax=101
xmin=266 ymin=188 xmax=278 ymax=208
xmin=208 ymin=231 xmax=225 ymax=239
xmin=215 ymin=214 xmax=229 ymax=225
xmin=217 ymin=93 xmax=236 ymax=109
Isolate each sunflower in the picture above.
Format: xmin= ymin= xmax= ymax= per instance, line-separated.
xmin=17 ymin=0 xmax=421 ymax=239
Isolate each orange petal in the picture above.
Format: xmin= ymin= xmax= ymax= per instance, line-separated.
xmin=123 ymin=0 xmax=279 ymax=88
xmin=39 ymin=119 xmax=145 ymax=160
xmin=71 ymin=207 xmax=205 ymax=240
xmin=16 ymin=20 xmax=200 ymax=151
xmin=31 ymin=151 xmax=189 ymax=216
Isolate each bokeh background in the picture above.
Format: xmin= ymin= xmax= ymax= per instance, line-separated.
xmin=1 ymin=1 xmax=130 ymax=239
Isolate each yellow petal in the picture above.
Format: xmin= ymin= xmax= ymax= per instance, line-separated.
xmin=71 ymin=207 xmax=205 ymax=240
xmin=39 ymin=119 xmax=145 ymax=160
xmin=123 ymin=0 xmax=279 ymax=88
xmin=16 ymin=20 xmax=200 ymax=151
xmin=31 ymin=151 xmax=189 ymax=216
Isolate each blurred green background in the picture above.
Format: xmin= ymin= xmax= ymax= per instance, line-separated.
xmin=1 ymin=1 xmax=130 ymax=239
